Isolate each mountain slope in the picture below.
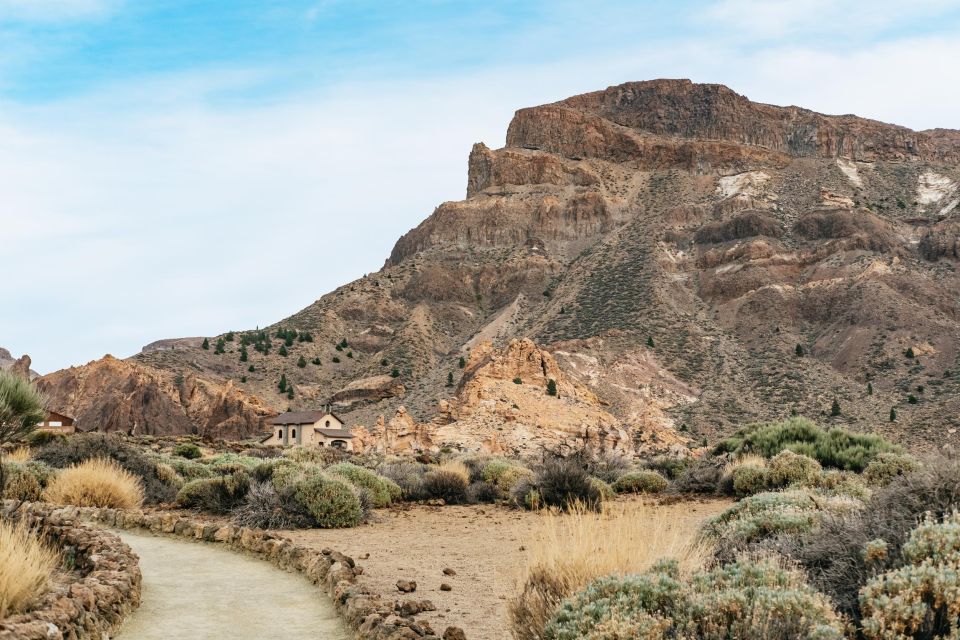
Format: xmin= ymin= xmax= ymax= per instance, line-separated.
xmin=40 ymin=79 xmax=960 ymax=450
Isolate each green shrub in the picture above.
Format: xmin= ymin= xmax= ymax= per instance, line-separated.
xmin=533 ymin=458 xmax=602 ymax=511
xmin=168 ymin=458 xmax=214 ymax=481
xmin=326 ymin=462 xmax=402 ymax=508
xmin=175 ymin=472 xmax=250 ymax=514
xmin=36 ymin=433 xmax=177 ymax=504
xmin=172 ymin=443 xmax=202 ymax=460
xmin=544 ymin=557 xmax=844 ymax=640
xmin=730 ymin=464 xmax=769 ymax=497
xmin=863 ymin=452 xmax=919 ymax=487
xmin=231 ymin=482 xmax=310 ymax=529
xmin=612 ymin=470 xmax=669 ymax=494
xmin=207 ymin=453 xmax=261 ymax=474
xmin=715 ymin=417 xmax=899 ymax=471
xmin=0 ymin=461 xmax=50 ymax=501
xmin=643 ymin=456 xmax=690 ymax=480
xmin=482 ymin=459 xmax=535 ymax=494
xmin=377 ymin=459 xmax=428 ymax=500
xmin=768 ymin=450 xmax=822 ymax=488
xmin=859 ymin=512 xmax=960 ymax=640
xmin=291 ymin=474 xmax=362 ymax=528
xmin=24 ymin=431 xmax=65 ymax=447
xmin=422 ymin=469 xmax=468 ymax=504
xmin=588 ymin=477 xmax=615 ymax=501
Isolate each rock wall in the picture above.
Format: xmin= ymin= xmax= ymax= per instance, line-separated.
xmin=0 ymin=502 xmax=142 ymax=640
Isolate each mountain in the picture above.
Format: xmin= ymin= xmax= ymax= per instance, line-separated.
xmin=39 ymin=79 xmax=960 ymax=451
xmin=0 ymin=348 xmax=39 ymax=380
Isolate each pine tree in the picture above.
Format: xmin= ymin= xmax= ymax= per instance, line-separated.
xmin=890 ymin=407 xmax=897 ymax=422
xmin=546 ymin=379 xmax=557 ymax=396
xmin=905 ymin=347 xmax=915 ymax=359
xmin=647 ymin=336 xmax=655 ymax=348
xmin=248 ymin=365 xmax=255 ymax=372
xmin=867 ymin=382 xmax=873 ymax=395
xmin=458 ymin=356 xmax=466 ymax=369
xmin=285 ymin=336 xmax=294 ymax=347
xmin=225 ymin=331 xmax=235 ymax=342
xmin=339 ymin=339 xmax=349 ymax=348
xmin=312 ymin=357 xmax=321 ymax=365
xmin=278 ymin=374 xmax=287 ymax=393
xmin=297 ymin=355 xmax=307 ymax=368
xmin=214 ymin=338 xmax=225 ymax=354
xmin=795 ymin=344 xmax=805 ymax=357
xmin=346 ymin=351 xmax=353 ymax=359
xmin=287 ymin=385 xmax=294 ymax=400
xmin=381 ymin=358 xmax=389 ymax=367
xmin=278 ymin=345 xmax=288 ymax=357
xmin=201 ymin=338 xmax=210 ymax=350
xmin=513 ymin=377 xmax=522 ymax=385
xmin=239 ymin=346 xmax=248 ymax=362
xmin=240 ymin=376 xmax=247 ymax=383
xmin=332 ymin=356 xmax=341 ymax=363
xmin=830 ymin=398 xmax=841 ymax=416
xmin=446 ymin=372 xmax=454 ymax=387
xmin=390 ymin=367 xmax=400 ymax=378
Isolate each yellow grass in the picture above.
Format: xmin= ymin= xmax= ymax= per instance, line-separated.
xmin=7 ymin=446 xmax=32 ymax=463
xmin=509 ymin=500 xmax=709 ymax=640
xmin=43 ymin=458 xmax=145 ymax=509
xmin=0 ymin=519 xmax=58 ymax=618
xmin=438 ymin=460 xmax=471 ymax=483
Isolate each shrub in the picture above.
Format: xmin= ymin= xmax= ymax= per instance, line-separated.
xmin=768 ymin=450 xmax=822 ymax=488
xmin=0 ymin=520 xmax=58 ymax=618
xmin=613 ymin=470 xmax=669 ymax=494
xmin=730 ymin=463 xmax=770 ymax=497
xmin=207 ymin=453 xmax=260 ymax=474
xmin=544 ymin=557 xmax=844 ymax=640
xmin=231 ymin=482 xmax=310 ymax=530
xmin=715 ymin=417 xmax=899 ymax=471
xmin=534 ymin=457 xmax=602 ymax=512
xmin=565 ymin=447 xmax=630 ymax=484
xmin=175 ymin=472 xmax=250 ymax=514
xmin=482 ymin=459 xmax=535 ymax=494
xmin=644 ymin=456 xmax=690 ymax=480
xmin=43 ymin=458 xmax=145 ymax=509
xmin=438 ymin=459 xmax=471 ymax=483
xmin=377 ymin=459 xmax=429 ymax=500
xmin=671 ymin=460 xmax=722 ymax=494
xmin=326 ymin=462 xmax=402 ymax=508
xmin=859 ymin=513 xmax=960 ymax=640
xmin=588 ymin=477 xmax=615 ymax=502
xmin=291 ymin=474 xmax=362 ymax=528
xmin=36 ymin=433 xmax=177 ymax=503
xmin=168 ymin=458 xmax=214 ymax=481
xmin=172 ymin=443 xmax=202 ymax=460
xmin=0 ymin=461 xmax=52 ymax=501
xmin=467 ymin=480 xmax=500 ymax=504
xmin=283 ymin=446 xmax=348 ymax=466
xmin=423 ymin=469 xmax=468 ymax=504
xmin=24 ymin=431 xmax=64 ymax=447
xmin=863 ymin=452 xmax=919 ymax=487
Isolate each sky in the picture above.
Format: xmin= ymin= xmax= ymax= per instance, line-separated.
xmin=2 ymin=1 xmax=960 ymax=373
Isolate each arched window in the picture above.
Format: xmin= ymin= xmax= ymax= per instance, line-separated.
xmin=325 ymin=420 xmax=331 ymax=427
xmin=278 ymin=429 xmax=282 ymax=439
xmin=331 ymin=440 xmax=347 ymax=449
xmin=292 ymin=428 xmax=297 ymax=438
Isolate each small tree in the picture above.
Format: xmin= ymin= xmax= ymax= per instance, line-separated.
xmin=312 ymin=357 xmax=321 ymax=365
xmin=240 ymin=376 xmax=247 ymax=383
xmin=239 ymin=346 xmax=248 ymax=362
xmin=905 ymin=347 xmax=915 ymax=359
xmin=381 ymin=358 xmax=389 ymax=367
xmin=287 ymin=385 xmax=294 ymax=400
xmin=795 ymin=343 xmax=805 ymax=357
xmin=0 ymin=370 xmax=46 ymax=501
xmin=278 ymin=345 xmax=288 ymax=357
xmin=332 ymin=356 xmax=341 ymax=363
xmin=458 ymin=356 xmax=466 ymax=369
xmin=339 ymin=339 xmax=349 ymax=349
xmin=547 ymin=379 xmax=558 ymax=396
xmin=225 ymin=331 xmax=235 ymax=342
xmin=513 ymin=377 xmax=522 ymax=385
xmin=867 ymin=382 xmax=873 ymax=395
xmin=278 ymin=374 xmax=287 ymax=393
xmin=890 ymin=407 xmax=897 ymax=422
xmin=647 ymin=336 xmax=655 ymax=348
xmin=214 ymin=338 xmax=225 ymax=354
xmin=390 ymin=367 xmax=400 ymax=378
xmin=297 ymin=355 xmax=307 ymax=368
xmin=201 ymin=338 xmax=210 ymax=350
xmin=830 ymin=398 xmax=841 ymax=416
xmin=247 ymin=365 xmax=255 ymax=372
xmin=346 ymin=351 xmax=353 ymax=359
xmin=446 ymin=372 xmax=454 ymax=387
xmin=284 ymin=336 xmax=294 ymax=347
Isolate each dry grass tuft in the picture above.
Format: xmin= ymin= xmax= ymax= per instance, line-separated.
xmin=438 ymin=460 xmax=471 ymax=483
xmin=43 ymin=458 xmax=145 ymax=509
xmin=723 ymin=453 xmax=768 ymax=475
xmin=8 ymin=446 xmax=32 ymax=463
xmin=0 ymin=519 xmax=58 ymax=618
xmin=509 ymin=501 xmax=709 ymax=640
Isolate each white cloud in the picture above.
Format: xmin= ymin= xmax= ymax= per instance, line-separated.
xmin=0 ymin=0 xmax=117 ymax=22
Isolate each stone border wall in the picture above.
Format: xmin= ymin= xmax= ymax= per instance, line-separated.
xmin=0 ymin=501 xmax=142 ymax=640
xmin=75 ymin=506 xmax=466 ymax=640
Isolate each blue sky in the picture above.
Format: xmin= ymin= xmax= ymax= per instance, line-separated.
xmin=2 ymin=0 xmax=960 ymax=373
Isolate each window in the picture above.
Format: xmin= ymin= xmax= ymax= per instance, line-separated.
xmin=292 ymin=428 xmax=296 ymax=438
xmin=49 ymin=421 xmax=62 ymax=427
xmin=331 ymin=440 xmax=347 ymax=449
xmin=278 ymin=429 xmax=282 ymax=439
xmin=325 ymin=420 xmax=331 ymax=427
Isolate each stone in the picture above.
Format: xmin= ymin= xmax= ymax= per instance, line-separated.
xmin=396 ymin=580 xmax=417 ymax=593
xmin=442 ymin=568 xmax=457 ymax=576
xmin=439 ymin=583 xmax=452 ymax=592
xmin=443 ymin=627 xmax=467 ymax=640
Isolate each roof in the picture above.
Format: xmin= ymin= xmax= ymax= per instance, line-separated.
xmin=267 ymin=410 xmax=343 ymax=426
xmin=314 ymin=428 xmax=354 ymax=439
xmin=44 ymin=410 xmax=75 ymax=423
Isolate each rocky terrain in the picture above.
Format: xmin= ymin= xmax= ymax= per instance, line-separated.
xmin=0 ymin=347 xmax=38 ymax=380
xmin=37 ymin=80 xmax=960 ymax=452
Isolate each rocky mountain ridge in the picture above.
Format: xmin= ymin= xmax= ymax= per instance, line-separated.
xmin=37 ymin=79 xmax=960 ymax=452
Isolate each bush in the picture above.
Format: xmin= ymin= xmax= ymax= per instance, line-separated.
xmin=588 ymin=477 xmax=615 ymax=502
xmin=545 ymin=558 xmax=844 ymax=640
xmin=283 ymin=446 xmax=347 ymax=466
xmin=482 ymin=459 xmax=535 ymax=494
xmin=612 ymin=470 xmax=668 ymax=494
xmin=859 ymin=512 xmax=960 ymax=640
xmin=326 ymin=462 xmax=402 ymax=508
xmin=231 ymin=482 xmax=310 ymax=530
xmin=422 ymin=469 xmax=468 ymax=504
xmin=467 ymin=480 xmax=500 ymax=504
xmin=291 ymin=474 xmax=362 ymax=528
xmin=0 ymin=461 xmax=52 ymax=501
xmin=768 ymin=450 xmax=822 ymax=488
xmin=671 ymin=459 xmax=721 ymax=494
xmin=534 ymin=458 xmax=602 ymax=511
xmin=730 ymin=464 xmax=770 ymax=497
xmin=172 ymin=443 xmax=202 ymax=460
xmin=863 ymin=452 xmax=919 ymax=487
xmin=43 ymin=458 xmax=145 ymax=509
xmin=36 ymin=433 xmax=177 ymax=503
xmin=175 ymin=472 xmax=250 ymax=514
xmin=715 ymin=417 xmax=899 ymax=471
xmin=0 ymin=519 xmax=58 ymax=618
xmin=168 ymin=458 xmax=215 ymax=481
xmin=377 ymin=459 xmax=429 ymax=500
xmin=24 ymin=431 xmax=64 ymax=447
xmin=643 ymin=456 xmax=690 ymax=480
xmin=438 ymin=459 xmax=471 ymax=483
xmin=206 ymin=453 xmax=260 ymax=473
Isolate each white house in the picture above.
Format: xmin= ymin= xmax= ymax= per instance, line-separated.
xmin=261 ymin=410 xmax=355 ymax=450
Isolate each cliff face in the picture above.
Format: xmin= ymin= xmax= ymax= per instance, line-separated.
xmin=41 ymin=79 xmax=960 ymax=451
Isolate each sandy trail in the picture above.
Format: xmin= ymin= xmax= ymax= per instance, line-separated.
xmin=113 ymin=530 xmax=348 ymax=640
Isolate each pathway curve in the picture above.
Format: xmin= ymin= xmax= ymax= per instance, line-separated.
xmin=113 ymin=530 xmax=349 ymax=640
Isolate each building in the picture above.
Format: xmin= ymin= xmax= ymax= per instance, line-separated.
xmin=261 ymin=410 xmax=355 ymax=450
xmin=36 ymin=410 xmax=77 ymax=435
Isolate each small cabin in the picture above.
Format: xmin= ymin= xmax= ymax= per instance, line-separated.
xmin=261 ymin=411 xmax=355 ymax=450
xmin=36 ymin=410 xmax=76 ymax=435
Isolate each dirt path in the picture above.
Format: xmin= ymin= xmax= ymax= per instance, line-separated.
xmin=278 ymin=498 xmax=732 ymax=640
xmin=113 ymin=530 xmax=349 ymax=640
